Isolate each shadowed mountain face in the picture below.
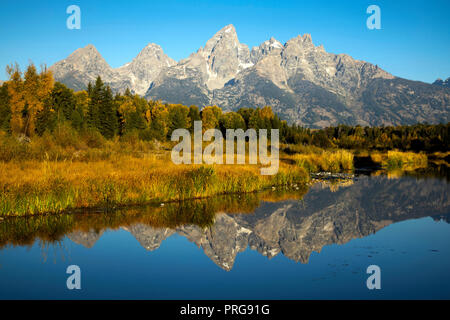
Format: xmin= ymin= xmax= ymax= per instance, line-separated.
xmin=433 ymin=77 xmax=450 ymax=88
xmin=50 ymin=25 xmax=450 ymax=128
xmin=4 ymin=174 xmax=446 ymax=271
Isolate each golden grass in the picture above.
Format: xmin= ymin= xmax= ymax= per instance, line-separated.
xmin=291 ymin=149 xmax=354 ymax=173
xmin=1 ymin=181 xmax=354 ymax=249
xmin=0 ymin=153 xmax=309 ymax=217
xmin=1 ymin=127 xmax=434 ymax=218
xmin=370 ymin=150 xmax=428 ymax=170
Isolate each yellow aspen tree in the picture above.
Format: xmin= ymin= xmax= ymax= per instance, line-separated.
xmin=74 ymin=90 xmax=89 ymax=116
xmin=260 ymin=106 xmax=274 ymax=120
xmin=23 ymin=64 xmax=39 ymax=136
xmin=38 ymin=65 xmax=54 ymax=103
xmin=203 ymin=105 xmax=222 ymax=121
xmin=117 ymin=96 xmax=134 ymax=131
xmin=22 ymin=64 xmax=53 ymax=136
xmin=6 ymin=63 xmax=25 ymax=135
xmin=150 ymin=101 xmax=169 ymax=138
xmin=145 ymin=108 xmax=151 ymax=125
xmin=201 ymin=108 xmax=219 ymax=132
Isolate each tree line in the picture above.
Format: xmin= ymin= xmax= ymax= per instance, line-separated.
xmin=0 ymin=64 xmax=448 ymax=152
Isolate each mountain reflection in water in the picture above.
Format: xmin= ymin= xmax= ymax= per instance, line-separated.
xmin=1 ymin=171 xmax=448 ymax=272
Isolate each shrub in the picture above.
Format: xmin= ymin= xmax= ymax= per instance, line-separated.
xmin=79 ymin=128 xmax=105 ymax=148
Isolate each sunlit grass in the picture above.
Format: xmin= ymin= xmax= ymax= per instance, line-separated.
xmin=370 ymin=150 xmax=428 ymax=170
xmin=0 ymin=154 xmax=309 ymax=217
xmin=290 ymin=149 xmax=354 ymax=173
xmin=0 ymin=187 xmax=313 ymax=248
xmin=0 ymin=129 xmax=436 ymax=217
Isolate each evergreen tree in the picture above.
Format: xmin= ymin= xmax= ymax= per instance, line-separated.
xmin=87 ymin=77 xmax=103 ymax=130
xmin=168 ymin=104 xmax=190 ymax=136
xmin=70 ymin=107 xmax=84 ymax=131
xmin=188 ymin=105 xmax=201 ymax=132
xmin=98 ymin=85 xmax=117 ymax=139
xmin=0 ymin=83 xmax=11 ymax=132
xmin=124 ymin=87 xmax=132 ymax=97
xmin=51 ymin=82 xmax=76 ymax=121
xmin=87 ymin=82 xmax=93 ymax=97
xmin=35 ymin=98 xmax=57 ymax=136
xmin=237 ymin=107 xmax=253 ymax=128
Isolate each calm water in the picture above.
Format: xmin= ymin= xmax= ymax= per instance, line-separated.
xmin=0 ymin=170 xmax=449 ymax=299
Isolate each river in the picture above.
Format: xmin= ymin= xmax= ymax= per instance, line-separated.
xmin=0 ymin=168 xmax=449 ymax=299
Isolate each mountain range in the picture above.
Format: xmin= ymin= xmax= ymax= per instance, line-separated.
xmin=50 ymin=24 xmax=450 ymax=128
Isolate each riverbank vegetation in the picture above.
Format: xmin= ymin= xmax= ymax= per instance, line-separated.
xmin=0 ymin=63 xmax=448 ymax=217
xmin=370 ymin=151 xmax=428 ymax=170
xmin=0 ymin=154 xmax=309 ymax=217
xmin=0 ymin=185 xmax=313 ymax=248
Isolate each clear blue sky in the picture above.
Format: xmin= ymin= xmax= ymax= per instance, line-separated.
xmin=1 ymin=0 xmax=449 ymax=83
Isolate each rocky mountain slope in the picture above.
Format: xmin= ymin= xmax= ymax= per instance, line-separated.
xmin=51 ymin=25 xmax=450 ymax=127
xmin=50 ymin=43 xmax=175 ymax=95
xmin=433 ymin=77 xmax=450 ymax=88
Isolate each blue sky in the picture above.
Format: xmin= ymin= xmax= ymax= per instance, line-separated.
xmin=0 ymin=0 xmax=449 ymax=83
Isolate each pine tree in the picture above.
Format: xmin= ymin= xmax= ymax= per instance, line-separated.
xmin=87 ymin=82 xmax=93 ymax=97
xmin=0 ymin=83 xmax=11 ymax=132
xmin=188 ymin=105 xmax=201 ymax=132
xmin=98 ymin=85 xmax=117 ymax=139
xmin=35 ymin=99 xmax=57 ymax=136
xmin=237 ymin=108 xmax=253 ymax=128
xmin=70 ymin=107 xmax=84 ymax=131
xmin=124 ymin=87 xmax=132 ymax=97
xmin=168 ymin=104 xmax=190 ymax=136
xmin=87 ymin=77 xmax=103 ymax=130
xmin=51 ymin=82 xmax=76 ymax=121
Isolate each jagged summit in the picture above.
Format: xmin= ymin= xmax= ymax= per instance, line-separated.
xmin=250 ymin=37 xmax=284 ymax=64
xmin=84 ymin=43 xmax=97 ymax=50
xmin=65 ymin=44 xmax=107 ymax=67
xmin=51 ymin=41 xmax=175 ymax=95
xmin=433 ymin=77 xmax=450 ymax=88
xmin=116 ymin=43 xmax=176 ymax=95
xmin=62 ymin=44 xmax=107 ymax=66
xmin=50 ymin=43 xmax=115 ymax=92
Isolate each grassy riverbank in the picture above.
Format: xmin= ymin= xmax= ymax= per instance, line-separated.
xmin=0 ymin=187 xmax=315 ymax=248
xmin=1 ymin=131 xmax=442 ymax=217
xmin=0 ymin=153 xmax=309 ymax=217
